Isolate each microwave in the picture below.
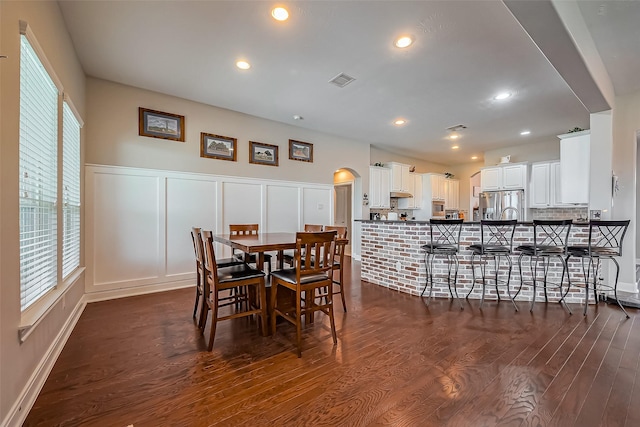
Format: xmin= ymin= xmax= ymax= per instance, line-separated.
xmin=432 ymin=200 xmax=445 ymax=217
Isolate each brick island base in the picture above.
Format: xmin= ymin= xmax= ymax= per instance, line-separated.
xmin=359 ymin=220 xmax=594 ymax=305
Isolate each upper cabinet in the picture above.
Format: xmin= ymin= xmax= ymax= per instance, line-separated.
xmin=369 ymin=166 xmax=390 ymax=209
xmin=444 ymin=179 xmax=460 ymax=210
xmin=387 ymin=162 xmax=411 ymax=193
xmin=398 ymin=173 xmax=422 ymax=209
xmin=480 ymin=163 xmax=528 ymax=192
xmin=559 ymin=130 xmax=590 ymax=204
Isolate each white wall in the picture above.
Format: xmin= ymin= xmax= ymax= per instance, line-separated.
xmin=612 ymin=90 xmax=640 ymax=292
xmin=483 ymin=139 xmax=560 ymax=166
xmin=86 ymin=78 xmax=370 ymax=260
xmin=370 ymin=146 xmax=449 ymax=173
xmin=0 ymin=1 xmax=86 ymax=424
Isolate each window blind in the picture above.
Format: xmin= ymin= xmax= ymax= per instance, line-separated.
xmin=62 ymin=101 xmax=81 ymax=278
xmin=19 ymin=34 xmax=59 ymax=311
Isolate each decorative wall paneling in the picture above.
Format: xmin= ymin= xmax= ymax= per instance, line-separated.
xmin=85 ymin=165 xmax=333 ymax=297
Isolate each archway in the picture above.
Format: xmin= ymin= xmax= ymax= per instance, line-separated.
xmin=333 ymin=168 xmax=362 ymax=259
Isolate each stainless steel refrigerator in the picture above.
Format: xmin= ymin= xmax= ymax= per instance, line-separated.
xmin=479 ymin=190 xmax=525 ymax=221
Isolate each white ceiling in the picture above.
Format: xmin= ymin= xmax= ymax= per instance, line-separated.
xmin=57 ymin=1 xmax=638 ymax=165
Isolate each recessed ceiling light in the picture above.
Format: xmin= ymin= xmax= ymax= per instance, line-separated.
xmin=236 ymin=60 xmax=251 ymax=70
xmin=394 ymin=35 xmax=414 ymax=48
xmin=520 ymin=130 xmax=531 ymax=136
xmin=471 ymin=156 xmax=478 ymax=160
xmin=394 ymin=119 xmax=406 ymax=126
xmin=494 ymin=92 xmax=512 ymax=100
xmin=271 ymin=7 xmax=289 ymax=21
xmin=451 ymin=145 xmax=460 ymax=150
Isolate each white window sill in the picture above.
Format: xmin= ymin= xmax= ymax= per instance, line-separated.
xmin=19 ymin=267 xmax=85 ymax=343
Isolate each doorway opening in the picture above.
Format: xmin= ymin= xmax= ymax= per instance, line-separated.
xmin=334 ymin=169 xmax=359 ymax=257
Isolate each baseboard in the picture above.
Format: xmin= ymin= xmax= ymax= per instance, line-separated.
xmin=616 ymin=280 xmax=638 ymax=294
xmin=3 ymin=297 xmax=87 ymax=427
xmin=84 ymin=279 xmax=194 ymax=303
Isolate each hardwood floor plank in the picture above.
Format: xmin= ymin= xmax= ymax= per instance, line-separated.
xmin=23 ymin=260 xmax=640 ymax=427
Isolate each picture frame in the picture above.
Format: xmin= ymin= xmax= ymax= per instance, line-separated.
xmin=200 ymin=132 xmax=237 ymax=161
xmin=138 ymin=107 xmax=185 ymax=142
xmin=289 ymin=139 xmax=313 ymax=163
xmin=249 ymin=141 xmax=279 ymax=166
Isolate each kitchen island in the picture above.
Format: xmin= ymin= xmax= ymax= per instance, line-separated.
xmin=359 ymin=219 xmax=591 ymax=304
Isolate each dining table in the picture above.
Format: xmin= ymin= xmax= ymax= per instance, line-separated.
xmin=213 ymin=232 xmax=298 ymax=272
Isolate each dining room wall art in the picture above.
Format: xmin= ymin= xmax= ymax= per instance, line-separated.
xmin=289 ymin=139 xmax=313 ymax=163
xmin=139 ymin=107 xmax=185 ymax=142
xmin=249 ymin=141 xmax=279 ymax=166
xmin=200 ymin=132 xmax=237 ymax=161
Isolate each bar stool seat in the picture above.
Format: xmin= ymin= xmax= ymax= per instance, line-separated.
xmin=467 ymin=220 xmax=518 ymax=311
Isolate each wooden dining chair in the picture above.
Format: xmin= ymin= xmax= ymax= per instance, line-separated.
xmin=229 ymin=224 xmax=273 ymax=273
xmin=280 ymin=224 xmax=324 ymax=267
xmin=190 ymin=227 xmax=242 ymax=328
xmin=270 ymin=230 xmax=338 ymax=357
xmin=324 ymin=225 xmax=348 ymax=312
xmin=200 ymin=230 xmax=268 ymax=351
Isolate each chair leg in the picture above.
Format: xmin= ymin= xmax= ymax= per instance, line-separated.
xmin=494 ymin=255 xmax=501 ymax=302
xmin=258 ymin=279 xmax=268 ymax=336
xmin=530 ymin=257 xmax=538 ymax=312
xmin=296 ymin=289 xmax=303 ymax=358
xmin=338 ymin=267 xmax=347 ymax=312
xmin=207 ymin=297 xmax=219 ymax=351
xmin=504 ymin=255 xmax=518 ymax=312
xmin=327 ymin=290 xmax=338 ymax=345
xmin=611 ymin=257 xmax=630 ymax=318
xmin=452 ymin=254 xmax=463 ymax=310
xmin=421 ymin=252 xmax=431 ymax=299
xmin=467 ymin=255 xmax=477 ymax=299
xmin=193 ymin=270 xmax=201 ymax=319
xmin=270 ymin=280 xmax=279 ymax=335
xmin=558 ymin=255 xmax=573 ymax=315
xmin=515 ymin=254 xmax=525 ymax=300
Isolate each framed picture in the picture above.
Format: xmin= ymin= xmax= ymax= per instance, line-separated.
xmin=200 ymin=132 xmax=237 ymax=161
xmin=289 ymin=139 xmax=313 ymax=163
xmin=249 ymin=141 xmax=279 ymax=166
xmin=138 ymin=107 xmax=185 ymax=142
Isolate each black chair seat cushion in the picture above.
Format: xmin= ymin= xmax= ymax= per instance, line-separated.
xmin=516 ymin=245 xmax=564 ymax=255
xmin=216 ymin=263 xmax=265 ymax=283
xmin=421 ymin=243 xmax=458 ymax=254
xmin=218 ymin=257 xmax=245 ymax=268
xmin=271 ymin=268 xmax=329 ymax=285
xmin=469 ymin=244 xmax=510 ymax=254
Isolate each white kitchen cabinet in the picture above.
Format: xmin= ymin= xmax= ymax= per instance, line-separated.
xmin=529 ymin=161 xmax=575 ymax=208
xmin=559 ymin=130 xmax=590 ymax=204
xmin=387 ymin=162 xmax=411 ymax=193
xmin=398 ymin=173 xmax=422 ymax=209
xmin=369 ymin=166 xmax=390 ymax=208
xmin=480 ymin=163 xmax=528 ymax=191
xmin=429 ymin=173 xmax=446 ymax=201
xmin=444 ymin=179 xmax=460 ymax=210
xmin=530 ymin=162 xmax=551 ymax=208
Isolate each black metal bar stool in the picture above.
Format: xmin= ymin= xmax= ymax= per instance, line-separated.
xmin=567 ymin=220 xmax=630 ymax=318
xmin=421 ymin=219 xmax=464 ymax=309
xmin=467 ymin=219 xmax=518 ymax=311
xmin=516 ymin=219 xmax=572 ymax=313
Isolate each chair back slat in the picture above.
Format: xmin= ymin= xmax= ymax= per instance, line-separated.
xmin=295 ymin=231 xmax=336 ymax=280
xmin=532 ymin=219 xmax=572 ymax=253
xmin=480 ymin=219 xmax=517 ymax=250
xmin=428 ymin=219 xmax=463 ymax=249
xmin=200 ymin=230 xmax=220 ymax=284
xmin=325 ymin=225 xmax=347 ymax=239
xmin=588 ymin=220 xmax=630 ymax=256
xmin=229 ymin=224 xmax=259 ymax=236
xmin=191 ymin=227 xmax=205 ymax=268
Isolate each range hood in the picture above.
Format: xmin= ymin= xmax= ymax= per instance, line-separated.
xmin=390 ymin=191 xmax=413 ymax=198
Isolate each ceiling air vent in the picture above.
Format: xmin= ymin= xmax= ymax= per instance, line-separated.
xmin=446 ymin=124 xmax=467 ymax=132
xmin=329 ymin=73 xmax=356 ymax=88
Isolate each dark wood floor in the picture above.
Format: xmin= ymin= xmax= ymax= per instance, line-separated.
xmin=25 ymin=259 xmax=640 ymax=427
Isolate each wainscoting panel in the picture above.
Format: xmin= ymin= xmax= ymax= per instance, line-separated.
xmin=166 ymin=177 xmax=218 ymax=277
xmin=266 ymin=185 xmax=300 ymax=232
xmin=85 ymin=165 xmax=334 ymax=297
xmin=91 ymin=170 xmax=161 ymax=288
xmin=302 ymin=187 xmax=333 ymax=227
